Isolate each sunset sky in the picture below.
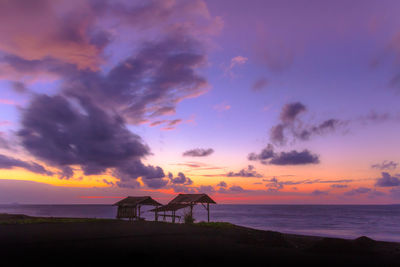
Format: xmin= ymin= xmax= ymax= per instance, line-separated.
xmin=1 ymin=0 xmax=400 ymax=204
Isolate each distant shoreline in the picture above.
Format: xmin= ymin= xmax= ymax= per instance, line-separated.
xmin=0 ymin=213 xmax=399 ymax=265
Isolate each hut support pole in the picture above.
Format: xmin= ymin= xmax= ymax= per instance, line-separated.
xmin=190 ymin=203 xmax=193 ymax=218
xmin=207 ymin=203 xmax=210 ymax=222
xmin=138 ymin=205 xmax=141 ymax=220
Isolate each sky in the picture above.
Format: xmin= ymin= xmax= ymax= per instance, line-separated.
xmin=1 ymin=0 xmax=400 ymax=204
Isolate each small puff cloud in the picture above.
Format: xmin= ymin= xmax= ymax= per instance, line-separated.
xmin=249 ymin=144 xmax=320 ymax=165
xmin=183 ymin=148 xmax=214 ymax=157
xmin=226 ymin=165 xmax=262 ymax=178
xmin=375 ymin=172 xmax=400 ymax=187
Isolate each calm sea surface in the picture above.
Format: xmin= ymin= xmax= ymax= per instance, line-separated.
xmin=1 ymin=204 xmax=400 ymax=242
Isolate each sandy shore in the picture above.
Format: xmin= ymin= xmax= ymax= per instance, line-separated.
xmin=0 ymin=214 xmax=399 ymax=266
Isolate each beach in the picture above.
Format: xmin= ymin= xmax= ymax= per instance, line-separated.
xmin=1 ymin=214 xmax=399 ymax=266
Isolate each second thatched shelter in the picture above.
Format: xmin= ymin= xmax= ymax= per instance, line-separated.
xmin=114 ymin=196 xmax=161 ymax=221
xmin=150 ymin=193 xmax=216 ymax=223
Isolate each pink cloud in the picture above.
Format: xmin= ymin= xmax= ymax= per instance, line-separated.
xmin=0 ymin=0 xmax=101 ymax=70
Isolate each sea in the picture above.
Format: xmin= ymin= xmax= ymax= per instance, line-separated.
xmin=1 ymin=204 xmax=400 ymax=242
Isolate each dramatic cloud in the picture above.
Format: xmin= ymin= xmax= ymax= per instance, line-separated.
xmin=226 ymin=165 xmax=262 ymax=178
xmin=183 ymin=148 xmax=214 ymax=157
xmin=2 ymin=0 xmax=224 ymax=189
xmin=0 ymin=0 xmax=218 ymax=125
xmin=249 ymin=144 xmax=320 ymax=165
xmin=63 ymin=32 xmax=208 ymax=124
xmin=375 ymin=172 xmax=400 ymax=187
xmin=18 ymin=94 xmax=167 ymax=188
xmin=371 ymin=161 xmax=398 ymax=171
xmin=0 ymin=154 xmax=53 ymax=176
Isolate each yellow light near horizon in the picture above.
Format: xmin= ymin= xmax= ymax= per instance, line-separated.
xmin=0 ymin=168 xmax=114 ymax=188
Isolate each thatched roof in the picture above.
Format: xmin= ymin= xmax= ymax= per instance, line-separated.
xmin=149 ymin=203 xmax=191 ymax=212
xmin=168 ymin=194 xmax=216 ymax=204
xmin=113 ymin=196 xmax=162 ymax=207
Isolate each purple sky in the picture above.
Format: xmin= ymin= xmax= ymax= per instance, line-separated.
xmin=0 ymin=0 xmax=400 ymax=204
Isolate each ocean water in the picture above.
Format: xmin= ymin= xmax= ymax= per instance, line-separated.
xmin=1 ymin=204 xmax=400 ymax=242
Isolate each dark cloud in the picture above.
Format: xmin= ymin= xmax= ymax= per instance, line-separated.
xmin=248 ymin=144 xmax=274 ymax=162
xmin=269 ymin=124 xmax=286 ymax=145
xmin=375 ymin=172 xmax=400 ymax=187
xmin=371 ymin=161 xmax=398 ymax=171
xmin=269 ymin=150 xmax=320 ymax=165
xmin=169 ymin=172 xmax=193 ymax=185
xmin=269 ymin=102 xmax=343 ymax=145
xmin=295 ymin=119 xmax=341 ymax=141
xmin=249 ymin=144 xmax=319 ymax=165
xmin=64 ymin=32 xmax=208 ymax=124
xmin=59 ymin=166 xmax=74 ymax=180
xmin=1 ymin=0 xmax=221 ymax=190
xmin=18 ymin=94 xmax=167 ymax=188
xmin=226 ymin=165 xmax=263 ymax=178
xmin=183 ymin=148 xmax=214 ymax=157
xmin=0 ymin=153 xmax=53 ymax=176
xmin=142 ymin=176 xmax=169 ymax=189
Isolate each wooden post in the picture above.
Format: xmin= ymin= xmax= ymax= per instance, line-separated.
xmin=207 ymin=203 xmax=210 ymax=222
xmin=138 ymin=205 xmax=141 ymax=220
xmin=155 ymin=207 xmax=158 ymax=221
xmin=190 ymin=203 xmax=193 ymax=218
xmin=172 ymin=211 xmax=175 ymax=223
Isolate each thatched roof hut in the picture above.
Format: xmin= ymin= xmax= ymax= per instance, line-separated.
xmin=168 ymin=193 xmax=216 ymax=205
xmin=150 ymin=193 xmax=216 ymax=223
xmin=114 ymin=196 xmax=161 ymax=220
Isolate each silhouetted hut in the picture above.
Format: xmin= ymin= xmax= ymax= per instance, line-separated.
xmin=150 ymin=193 xmax=216 ymax=223
xmin=114 ymin=196 xmax=161 ymax=221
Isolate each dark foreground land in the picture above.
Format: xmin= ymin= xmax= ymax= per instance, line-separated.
xmin=1 ymin=214 xmax=400 ymax=266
